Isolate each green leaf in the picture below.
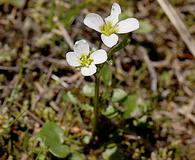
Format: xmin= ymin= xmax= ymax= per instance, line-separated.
xmin=102 ymin=105 xmax=118 ymax=118
xmin=122 ymin=94 xmax=139 ymax=119
xmin=36 ymin=154 xmax=46 ymax=160
xmin=102 ymin=146 xmax=117 ymax=160
xmin=102 ymin=64 xmax=112 ymax=86
xmin=63 ymin=91 xmax=78 ymax=105
xmin=9 ymin=0 xmax=26 ymax=8
xmin=70 ymin=152 xmax=86 ymax=160
xmin=160 ymin=71 xmax=172 ymax=86
xmin=37 ymin=122 xmax=64 ymax=144
xmin=83 ymin=136 xmax=91 ymax=144
xmin=49 ymin=144 xmax=70 ymax=158
xmin=80 ymin=104 xmax=93 ymax=111
xmin=111 ymin=88 xmax=127 ymax=102
xmin=136 ymin=20 xmax=154 ymax=34
xmin=82 ymin=83 xmax=94 ymax=97
xmin=37 ymin=122 xmax=70 ymax=158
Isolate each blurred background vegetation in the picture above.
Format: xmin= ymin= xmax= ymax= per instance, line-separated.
xmin=0 ymin=0 xmax=195 ymax=159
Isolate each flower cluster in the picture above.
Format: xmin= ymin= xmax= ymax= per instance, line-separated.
xmin=66 ymin=3 xmax=139 ymax=76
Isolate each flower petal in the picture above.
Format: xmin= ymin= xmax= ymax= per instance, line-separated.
xmin=111 ymin=3 xmax=121 ymax=15
xmin=117 ymin=18 xmax=139 ymax=34
xmin=81 ymin=64 xmax=97 ymax=76
xmin=105 ymin=3 xmax=121 ymax=25
xmin=90 ymin=49 xmax=107 ymax=64
xmin=66 ymin=52 xmax=80 ymax=67
xmin=101 ymin=34 xmax=118 ymax=48
xmin=73 ymin=40 xmax=89 ymax=56
xmin=84 ymin=13 xmax=104 ymax=32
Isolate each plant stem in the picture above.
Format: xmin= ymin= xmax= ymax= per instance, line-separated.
xmin=91 ymin=35 xmax=130 ymax=138
xmin=92 ymin=73 xmax=100 ymax=137
xmin=108 ymin=34 xmax=130 ymax=59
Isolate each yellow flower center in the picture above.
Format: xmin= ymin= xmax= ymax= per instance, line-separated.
xmin=79 ymin=54 xmax=93 ymax=67
xmin=100 ymin=21 xmax=119 ymax=36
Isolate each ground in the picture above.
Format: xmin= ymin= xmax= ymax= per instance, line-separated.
xmin=0 ymin=0 xmax=195 ymax=159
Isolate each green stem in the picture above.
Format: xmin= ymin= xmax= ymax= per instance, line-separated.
xmin=98 ymin=34 xmax=131 ymax=72
xmin=92 ymin=73 xmax=100 ymax=137
xmin=91 ymin=35 xmax=130 ymax=138
xmin=108 ymin=34 xmax=130 ymax=59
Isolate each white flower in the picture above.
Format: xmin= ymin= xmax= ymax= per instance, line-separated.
xmin=66 ymin=40 xmax=107 ymax=76
xmin=84 ymin=3 xmax=139 ymax=48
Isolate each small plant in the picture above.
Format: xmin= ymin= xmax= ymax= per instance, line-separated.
xmin=37 ymin=2 xmax=139 ymax=158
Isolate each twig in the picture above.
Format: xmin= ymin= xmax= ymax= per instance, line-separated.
xmin=31 ymin=84 xmax=63 ymax=110
xmin=49 ymin=101 xmax=60 ymax=112
xmin=173 ymin=59 xmax=184 ymax=84
xmin=151 ymin=54 xmax=172 ymax=68
xmin=139 ymin=47 xmax=157 ymax=92
xmin=53 ymin=17 xmax=74 ymax=49
xmin=51 ymin=74 xmax=69 ymax=88
xmin=157 ymin=0 xmax=195 ymax=56
xmin=61 ymin=72 xmax=81 ymax=83
xmin=0 ymin=66 xmax=18 ymax=72
xmin=173 ymin=98 xmax=195 ymax=125
xmin=179 ymin=5 xmax=195 ymax=13
xmin=45 ymin=57 xmax=68 ymax=67
xmin=172 ymin=59 xmax=193 ymax=96
xmin=27 ymin=111 xmax=44 ymax=125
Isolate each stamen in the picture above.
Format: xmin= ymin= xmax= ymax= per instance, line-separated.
xmin=80 ymin=54 xmax=93 ymax=67
xmin=100 ymin=22 xmax=119 ymax=36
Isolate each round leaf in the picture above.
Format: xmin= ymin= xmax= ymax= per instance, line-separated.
xmin=82 ymin=83 xmax=95 ymax=97
xmin=49 ymin=144 xmax=70 ymax=158
xmin=37 ymin=122 xmax=64 ymax=145
xmin=122 ymin=94 xmax=139 ymax=119
xmin=70 ymin=152 xmax=86 ymax=160
xmin=102 ymin=64 xmax=112 ymax=86
xmin=111 ymin=88 xmax=127 ymax=102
